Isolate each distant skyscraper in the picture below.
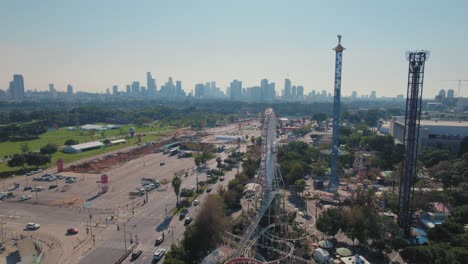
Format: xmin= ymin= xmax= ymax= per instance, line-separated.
xmin=370 ymin=90 xmax=377 ymax=99
xmin=351 ymin=91 xmax=357 ymax=98
xmin=140 ymin=86 xmax=147 ymax=95
xmin=126 ymin=85 xmax=131 ymax=94
xmin=176 ymin=81 xmax=184 ymax=97
xmin=438 ymin=89 xmax=446 ymax=99
xmin=296 ymin=86 xmax=304 ymax=99
xmin=112 ymin=85 xmax=118 ymax=95
xmin=447 ymin=89 xmax=455 ymax=98
xmin=284 ymin=79 xmax=291 ymax=99
xmin=67 ymin=84 xmax=73 ymax=95
xmin=268 ymin=82 xmax=276 ymax=99
xmin=230 ymin=80 xmax=242 ymax=100
xmin=106 ymin=88 xmax=110 ymax=95
xmin=49 ymin=84 xmax=57 ymax=97
xmin=131 ymin=81 xmax=140 ymax=95
xmin=147 ymin=72 xmax=157 ymax=95
xmin=9 ymin=74 xmax=25 ymax=100
xmin=195 ymin=83 xmax=204 ymax=98
xmin=292 ymin=85 xmax=297 ymax=98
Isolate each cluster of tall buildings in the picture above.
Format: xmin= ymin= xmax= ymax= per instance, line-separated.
xmin=3 ymin=73 xmax=409 ymax=102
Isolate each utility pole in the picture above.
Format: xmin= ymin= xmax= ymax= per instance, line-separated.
xmin=34 ymin=184 xmax=38 ymax=201
xmin=0 ymin=222 xmax=5 ymax=244
xmin=123 ymin=223 xmax=127 ymax=254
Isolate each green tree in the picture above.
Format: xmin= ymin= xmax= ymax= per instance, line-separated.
xmin=182 ymin=195 xmax=227 ymax=262
xmin=20 ymin=142 xmax=30 ymax=153
xmin=293 ymin=179 xmax=306 ymax=196
xmin=25 ymin=153 xmax=51 ymax=167
xmin=458 ymin=136 xmax=468 ymax=157
xmin=7 ymin=154 xmax=26 ymax=170
xmin=40 ymin=143 xmax=58 ymax=155
xmin=312 ymin=112 xmax=327 ymax=125
xmin=64 ymin=139 xmax=79 ymax=146
xmin=316 ymin=207 xmax=344 ymax=238
xmin=172 ymin=176 xmax=182 ymax=206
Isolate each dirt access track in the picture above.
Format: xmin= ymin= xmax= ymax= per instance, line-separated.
xmin=65 ymin=135 xmax=194 ymax=174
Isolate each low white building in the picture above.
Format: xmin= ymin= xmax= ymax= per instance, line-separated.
xmin=81 ymin=124 xmax=106 ymax=131
xmin=63 ymin=141 xmax=104 ymax=153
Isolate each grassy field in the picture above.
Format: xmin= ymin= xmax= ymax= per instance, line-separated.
xmin=0 ymin=123 xmax=176 ymax=177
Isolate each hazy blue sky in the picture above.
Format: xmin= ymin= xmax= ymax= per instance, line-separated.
xmin=1 ymin=0 xmax=468 ymax=98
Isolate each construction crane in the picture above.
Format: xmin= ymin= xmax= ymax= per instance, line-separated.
xmin=442 ymin=80 xmax=468 ymax=97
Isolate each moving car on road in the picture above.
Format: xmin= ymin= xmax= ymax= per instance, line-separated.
xmin=130 ymin=249 xmax=143 ymax=260
xmin=26 ymin=223 xmax=40 ymax=230
xmin=153 ymin=248 xmax=165 ymax=260
xmin=155 ymin=234 xmax=164 ymax=246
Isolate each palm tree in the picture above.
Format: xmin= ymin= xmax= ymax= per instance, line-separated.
xmin=216 ymin=157 xmax=222 ymax=173
xmin=172 ymin=176 xmax=182 ymax=207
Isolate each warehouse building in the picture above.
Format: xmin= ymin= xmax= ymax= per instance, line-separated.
xmin=390 ymin=117 xmax=468 ymax=152
xmin=63 ymin=141 xmax=105 ymax=153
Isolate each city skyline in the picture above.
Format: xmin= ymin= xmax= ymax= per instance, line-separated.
xmin=1 ymin=1 xmax=468 ymax=98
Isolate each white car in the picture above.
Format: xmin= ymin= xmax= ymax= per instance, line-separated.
xmin=153 ymin=248 xmax=166 ymax=260
xmin=193 ymin=200 xmax=200 ymax=206
xmin=26 ymin=223 xmax=40 ymax=230
xmin=20 ymin=195 xmax=32 ymax=201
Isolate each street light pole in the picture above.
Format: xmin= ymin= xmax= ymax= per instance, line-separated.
xmin=123 ymin=223 xmax=127 ymax=254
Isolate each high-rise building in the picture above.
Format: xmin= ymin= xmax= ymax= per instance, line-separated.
xmin=292 ymin=85 xmax=297 ymax=98
xmin=284 ymin=79 xmax=291 ymax=99
xmin=147 ymin=72 xmax=157 ymax=95
xmin=176 ymin=81 xmax=185 ymax=97
xmin=131 ymin=81 xmax=140 ymax=95
xmin=49 ymin=84 xmax=57 ymax=97
xmin=106 ymin=88 xmax=110 ymax=95
xmin=230 ymin=80 xmax=242 ymax=100
xmin=268 ymin=82 xmax=276 ymax=100
xmin=9 ymin=74 xmax=25 ymax=100
xmin=447 ymin=89 xmax=455 ymax=98
xmin=126 ymin=85 xmax=131 ymax=94
xmin=67 ymin=84 xmax=73 ymax=95
xmin=351 ymin=91 xmax=357 ymax=98
xmin=195 ymin=83 xmax=204 ymax=98
xmin=296 ymin=86 xmax=304 ymax=99
xmin=112 ymin=85 xmax=118 ymax=95
xmin=370 ymin=90 xmax=377 ymax=99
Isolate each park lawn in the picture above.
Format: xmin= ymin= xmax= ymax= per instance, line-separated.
xmin=0 ymin=123 xmax=170 ymax=158
xmin=0 ymin=131 xmax=172 ymax=177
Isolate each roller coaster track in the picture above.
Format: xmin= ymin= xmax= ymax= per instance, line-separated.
xmin=229 ymin=108 xmax=287 ymax=262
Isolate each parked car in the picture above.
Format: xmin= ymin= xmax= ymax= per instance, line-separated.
xmin=184 ymin=217 xmax=193 ymax=225
xmin=160 ymin=162 xmax=165 ymax=166
xmin=206 ymin=187 xmax=212 ymax=193
xmin=179 ymin=209 xmax=188 ymax=220
xmin=55 ymin=175 xmax=66 ymax=179
xmin=19 ymin=195 xmax=32 ymax=201
xmin=131 ymin=249 xmax=143 ymax=260
xmin=23 ymin=186 xmax=32 ymax=191
xmin=220 ymin=177 xmax=225 ymax=181
xmin=67 ymin=228 xmax=79 ymax=235
xmin=192 ymin=200 xmax=199 ymax=206
xmin=49 ymin=185 xmax=58 ymax=189
xmin=153 ymin=248 xmax=165 ymax=260
xmin=26 ymin=223 xmax=40 ymax=230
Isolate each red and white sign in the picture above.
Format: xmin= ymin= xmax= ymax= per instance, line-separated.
xmin=57 ymin=159 xmax=63 ymax=172
xmin=101 ymin=174 xmax=109 ymax=184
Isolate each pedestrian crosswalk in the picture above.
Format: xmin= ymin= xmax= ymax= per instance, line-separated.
xmin=99 ymin=240 xmax=160 ymax=253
